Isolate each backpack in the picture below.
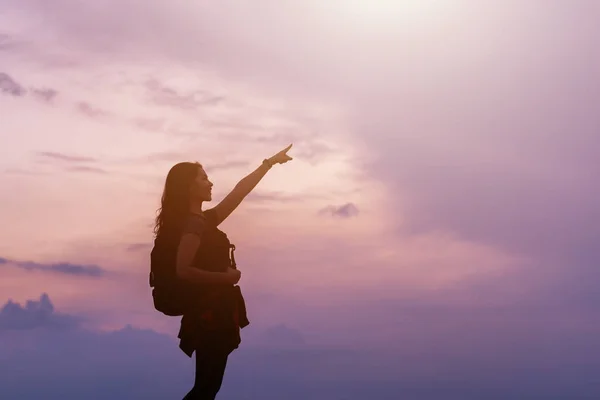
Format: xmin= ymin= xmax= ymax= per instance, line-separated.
xmin=149 ymin=213 xmax=237 ymax=317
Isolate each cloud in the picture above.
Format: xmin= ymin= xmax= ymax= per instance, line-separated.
xmin=125 ymin=243 xmax=152 ymax=252
xmin=0 ymin=292 xmax=599 ymax=399
xmin=36 ymin=151 xmax=98 ymax=163
xmin=0 ymin=295 xmax=190 ymax=399
xmin=0 ymin=33 xmax=20 ymax=51
xmin=30 ymin=87 xmax=58 ymax=102
xmin=0 ymin=73 xmax=58 ymax=102
xmin=24 ymin=0 xmax=588 ymax=272
xmin=128 ymin=151 xmax=187 ymax=164
xmin=133 ymin=117 xmax=167 ymax=132
xmin=291 ymin=141 xmax=335 ymax=164
xmin=0 ymin=293 xmax=82 ymax=331
xmin=66 ymin=165 xmax=109 ymax=174
xmin=344 ymin=3 xmax=599 ymax=245
xmin=0 ymin=257 xmax=108 ymax=278
xmin=318 ymin=202 xmax=359 ymax=218
xmin=0 ymin=70 xmax=64 ymax=105
xmin=204 ymin=160 xmax=251 ymax=172
xmin=0 ymin=71 xmax=64 ymax=106
xmin=145 ymin=78 xmax=224 ymax=110
xmin=76 ymin=101 xmax=110 ymax=118
xmin=0 ymin=72 xmax=26 ymax=96
xmin=321 ymin=2 xmax=600 ymax=313
xmin=33 ymin=151 xmax=110 ymax=174
xmin=0 ymin=0 xmax=390 ymax=105
xmin=244 ymin=191 xmax=325 ymax=205
xmin=1 ymin=168 xmax=51 ymax=176
xmin=119 ymin=153 xmax=251 ymax=169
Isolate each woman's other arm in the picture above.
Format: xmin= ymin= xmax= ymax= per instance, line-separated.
xmin=176 ymin=233 xmax=240 ymax=284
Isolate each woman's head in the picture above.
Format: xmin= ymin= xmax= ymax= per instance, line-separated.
xmin=153 ymin=162 xmax=213 ymax=237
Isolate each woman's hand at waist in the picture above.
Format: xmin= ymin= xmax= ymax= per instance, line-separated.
xmin=224 ymin=267 xmax=241 ymax=285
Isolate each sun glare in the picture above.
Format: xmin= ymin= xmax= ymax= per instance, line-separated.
xmin=324 ymin=0 xmax=452 ymax=31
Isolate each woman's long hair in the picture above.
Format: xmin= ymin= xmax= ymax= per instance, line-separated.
xmin=153 ymin=162 xmax=201 ymax=238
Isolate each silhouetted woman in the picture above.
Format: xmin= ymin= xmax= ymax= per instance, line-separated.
xmin=152 ymin=144 xmax=293 ymax=399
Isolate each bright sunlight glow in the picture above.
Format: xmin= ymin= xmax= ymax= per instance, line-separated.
xmin=322 ymin=0 xmax=453 ymax=31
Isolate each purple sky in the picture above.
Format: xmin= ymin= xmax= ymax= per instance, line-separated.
xmin=1 ymin=1 xmax=599 ymax=398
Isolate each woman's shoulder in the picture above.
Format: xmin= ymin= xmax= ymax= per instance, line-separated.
xmin=202 ymin=208 xmax=219 ymax=226
xmin=182 ymin=212 xmax=208 ymax=236
xmin=181 ymin=209 xmax=221 ymax=236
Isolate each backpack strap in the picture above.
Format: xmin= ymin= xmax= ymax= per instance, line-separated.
xmin=229 ymin=244 xmax=237 ymax=269
xmin=149 ymin=238 xmax=158 ymax=288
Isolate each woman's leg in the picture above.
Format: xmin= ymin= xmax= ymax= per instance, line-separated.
xmin=184 ymin=347 xmax=230 ymax=400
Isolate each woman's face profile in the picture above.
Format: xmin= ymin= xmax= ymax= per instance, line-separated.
xmin=190 ymin=166 xmax=213 ymax=202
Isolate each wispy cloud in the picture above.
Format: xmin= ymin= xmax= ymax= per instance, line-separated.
xmin=31 ymin=87 xmax=58 ymax=102
xmin=123 ymin=154 xmax=251 ymax=171
xmin=246 ymin=191 xmax=323 ymax=204
xmin=37 ymin=151 xmax=98 ymax=163
xmin=75 ymin=101 xmax=110 ymax=118
xmin=0 ymin=33 xmax=19 ymax=51
xmin=125 ymin=243 xmax=152 ymax=252
xmin=66 ymin=165 xmax=108 ymax=174
xmin=319 ymin=203 xmax=359 ymax=218
xmin=0 ymin=73 xmax=59 ymax=102
xmin=0 ymin=72 xmax=26 ymax=96
xmin=2 ymin=168 xmax=50 ymax=176
xmin=145 ymin=78 xmax=224 ymax=110
xmin=291 ymin=141 xmax=335 ymax=163
xmin=204 ymin=160 xmax=251 ymax=172
xmin=0 ymin=257 xmax=108 ymax=278
xmin=32 ymin=151 xmax=110 ymax=174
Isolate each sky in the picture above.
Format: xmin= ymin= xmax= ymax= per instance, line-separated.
xmin=1 ymin=0 xmax=599 ymax=398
